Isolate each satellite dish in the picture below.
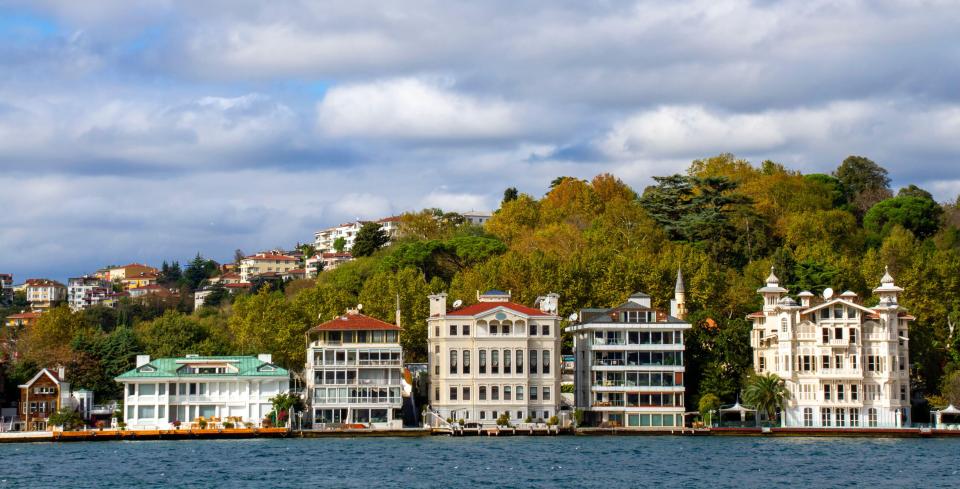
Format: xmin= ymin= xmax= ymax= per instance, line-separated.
xmin=452 ymin=299 xmax=463 ymax=309
xmin=568 ymin=312 xmax=578 ymax=322
xmin=822 ymin=288 xmax=834 ymax=300
xmin=357 ymin=303 xmax=363 ymax=310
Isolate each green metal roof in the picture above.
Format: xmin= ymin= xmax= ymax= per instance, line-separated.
xmin=115 ymin=355 xmax=289 ymax=380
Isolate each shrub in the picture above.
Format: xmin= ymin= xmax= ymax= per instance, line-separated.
xmin=223 ymin=422 xmax=234 ymax=429
xmin=496 ymin=413 xmax=511 ymax=427
xmin=48 ymin=408 xmax=83 ymax=431
xmin=95 ymin=420 xmax=106 ymax=430
xmin=547 ymin=416 xmax=559 ymax=427
xmin=561 ymin=384 xmax=575 ymax=393
xmin=198 ymin=419 xmax=208 ymax=429
xmin=457 ymin=418 xmax=465 ymax=426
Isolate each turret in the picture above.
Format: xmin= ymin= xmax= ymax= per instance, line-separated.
xmin=873 ymin=266 xmax=903 ymax=307
xmin=757 ymin=267 xmax=788 ymax=310
xmin=670 ymin=268 xmax=687 ymax=320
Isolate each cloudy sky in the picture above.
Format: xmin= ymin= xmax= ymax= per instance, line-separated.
xmin=1 ymin=0 xmax=959 ymax=281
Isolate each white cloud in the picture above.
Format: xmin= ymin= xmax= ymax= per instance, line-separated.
xmin=316 ymin=78 xmax=524 ymax=140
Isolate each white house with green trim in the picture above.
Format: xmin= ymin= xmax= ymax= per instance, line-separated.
xmin=115 ymin=354 xmax=290 ymax=429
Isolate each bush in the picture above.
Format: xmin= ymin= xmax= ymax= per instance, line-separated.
xmin=457 ymin=418 xmax=465 ymax=426
xmin=95 ymin=420 xmax=106 ymax=430
xmin=496 ymin=413 xmax=511 ymax=427
xmin=524 ymin=416 xmax=533 ymax=424
xmin=561 ymin=384 xmax=575 ymax=394
xmin=223 ymin=422 xmax=234 ymax=429
xmin=198 ymin=419 xmax=208 ymax=429
xmin=547 ymin=416 xmax=559 ymax=427
xmin=48 ymin=408 xmax=83 ymax=430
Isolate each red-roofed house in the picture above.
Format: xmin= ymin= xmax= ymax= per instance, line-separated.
xmin=427 ymin=289 xmax=563 ymax=425
xmin=106 ymin=263 xmax=158 ymax=282
xmin=25 ymin=279 xmax=66 ymax=311
xmin=305 ymin=310 xmax=404 ymax=428
xmin=5 ymin=311 xmax=41 ymax=330
xmin=239 ymin=252 xmax=299 ymax=282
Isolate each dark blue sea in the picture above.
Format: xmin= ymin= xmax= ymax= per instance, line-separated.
xmin=1 ymin=436 xmax=958 ymax=488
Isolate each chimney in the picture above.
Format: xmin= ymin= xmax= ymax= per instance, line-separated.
xmin=429 ymin=293 xmax=447 ymax=317
xmin=136 ymin=355 xmax=151 ymax=367
xmin=58 ymin=365 xmax=66 ymax=379
xmin=258 ymin=353 xmax=273 ymax=364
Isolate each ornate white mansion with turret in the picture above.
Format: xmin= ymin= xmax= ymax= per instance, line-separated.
xmin=749 ymin=267 xmax=913 ymax=428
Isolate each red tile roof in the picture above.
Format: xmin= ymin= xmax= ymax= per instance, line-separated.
xmin=244 ymin=253 xmax=298 ymax=261
xmin=378 ymin=216 xmax=401 ymax=223
xmin=25 ymin=278 xmax=64 ymax=287
xmin=321 ymin=252 xmax=353 ymax=258
xmin=747 ymin=311 xmax=765 ymax=318
xmin=225 ymin=282 xmax=252 ymax=288
xmin=446 ymin=301 xmax=552 ymax=317
xmin=6 ymin=312 xmax=41 ymax=320
xmin=311 ymin=312 xmax=401 ymax=332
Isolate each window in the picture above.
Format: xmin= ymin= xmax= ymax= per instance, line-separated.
xmin=867 ymin=355 xmax=879 ymax=372
xmin=462 ymin=324 xmax=470 ymax=336
xmin=450 ymin=325 xmax=457 ymax=336
xmin=490 ymin=323 xmax=498 ymax=335
xmin=530 ymin=350 xmax=538 ymax=374
xmin=179 ymin=383 xmax=187 ymax=395
xmin=492 ymin=386 xmax=500 ymax=401
xmin=781 ymin=318 xmax=788 ymax=332
xmin=900 ymin=385 xmax=907 ymax=401
xmin=529 ymin=323 xmax=537 ymax=335
xmin=801 ymin=355 xmax=813 ymax=371
xmin=850 ymin=409 xmax=860 ymax=427
xmin=479 ymin=386 xmax=487 ymax=401
xmin=435 ymin=326 xmax=439 ymax=337
xmin=128 ymin=384 xmax=136 ymax=396
xmin=823 ymin=384 xmax=831 ymax=401
xmin=137 ymin=406 xmax=156 ymax=419
xmin=868 ymin=408 xmax=878 ymax=427
xmin=821 ymin=408 xmax=832 ymax=427
xmin=542 ymin=351 xmax=551 ymax=374
xmin=849 ymin=328 xmax=857 ymax=344
xmin=516 ymin=350 xmax=524 ymax=374
xmin=836 ymin=409 xmax=845 ymax=427
xmin=899 ymin=355 xmax=905 ymax=371
xmin=542 ymin=324 xmax=550 ymax=336
xmin=758 ymin=357 xmax=766 ymax=372
xmin=159 ymin=383 xmax=166 ymax=395
xmin=834 ymin=327 xmax=843 ymax=340
xmin=851 ymin=384 xmax=859 ymax=401
xmin=463 ymin=350 xmax=471 ymax=375
xmin=851 ymin=355 xmax=858 ymax=370
xmin=189 ymin=383 xmax=198 ymax=395
xmin=837 ymin=384 xmax=845 ymax=402
xmin=822 ymin=355 xmax=830 ymax=370
xmin=530 ymin=386 xmax=538 ymax=401
xmin=434 ymin=387 xmax=439 ymax=401
xmin=505 ymin=386 xmax=512 ymax=401
xmin=450 ymin=350 xmax=458 ymax=375
xmin=480 ymin=411 xmax=486 ymax=420
xmin=516 ymin=386 xmax=524 ymax=400
xmin=803 ymin=408 xmax=813 ymax=427
xmin=542 ymin=386 xmax=551 ymax=401
xmin=140 ymin=383 xmax=157 ymax=396
xmin=822 ymin=328 xmax=829 ymax=343
xmin=492 ymin=350 xmax=500 ymax=374
xmin=449 ymin=387 xmax=457 ymax=401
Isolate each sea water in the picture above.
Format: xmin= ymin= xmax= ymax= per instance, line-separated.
xmin=0 ymin=436 xmax=958 ymax=488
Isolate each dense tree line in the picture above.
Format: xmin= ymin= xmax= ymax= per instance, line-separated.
xmin=3 ymin=154 xmax=959 ymax=420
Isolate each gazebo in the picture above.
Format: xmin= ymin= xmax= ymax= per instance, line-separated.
xmin=934 ymin=404 xmax=960 ymax=429
xmin=718 ymin=401 xmax=757 ymax=428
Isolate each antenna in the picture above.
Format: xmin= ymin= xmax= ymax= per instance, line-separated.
xmin=568 ymin=312 xmax=578 ymax=322
xmin=452 ymin=299 xmax=463 ymax=309
xmin=822 ymin=288 xmax=834 ymax=300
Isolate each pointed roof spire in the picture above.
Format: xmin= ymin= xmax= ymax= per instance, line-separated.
xmin=766 ymin=266 xmax=779 ymax=285
xmin=881 ymin=265 xmax=895 ymax=285
xmin=675 ymin=267 xmax=685 ymax=294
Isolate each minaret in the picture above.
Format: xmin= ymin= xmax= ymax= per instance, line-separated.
xmin=670 ymin=267 xmax=687 ymax=320
xmin=395 ymin=293 xmax=402 ymax=328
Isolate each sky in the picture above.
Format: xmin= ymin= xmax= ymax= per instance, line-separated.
xmin=1 ymin=0 xmax=959 ymax=282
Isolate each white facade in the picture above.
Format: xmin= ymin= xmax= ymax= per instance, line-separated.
xmin=25 ymin=279 xmax=66 ymax=310
xmin=428 ymin=290 xmax=563 ymax=425
xmin=567 ymin=276 xmax=691 ymax=429
xmin=116 ymin=354 xmax=290 ymax=429
xmin=461 ymin=210 xmax=492 ymax=226
xmin=313 ymin=217 xmax=400 ymax=253
xmin=749 ymin=267 xmax=913 ymax=428
xmin=305 ymin=311 xmax=405 ymax=428
xmin=67 ymin=276 xmax=112 ymax=311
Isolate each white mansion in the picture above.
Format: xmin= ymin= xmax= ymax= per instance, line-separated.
xmin=749 ymin=267 xmax=913 ymax=428
xmin=428 ymin=290 xmax=562 ymax=424
xmin=566 ymin=271 xmax=692 ymax=429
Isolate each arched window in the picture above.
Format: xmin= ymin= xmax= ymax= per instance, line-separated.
xmin=781 ymin=318 xmax=788 ymax=333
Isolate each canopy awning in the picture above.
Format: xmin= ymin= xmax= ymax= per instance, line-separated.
xmin=937 ymin=404 xmax=960 ymax=415
xmin=721 ymin=402 xmax=756 ymax=413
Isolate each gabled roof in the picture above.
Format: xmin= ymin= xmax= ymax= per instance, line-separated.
xmin=243 ymin=253 xmax=298 ymax=262
xmin=310 ymin=312 xmax=401 ymax=332
xmin=6 ymin=311 xmax=41 ymax=320
xmin=19 ymin=368 xmax=61 ymax=388
xmin=446 ymin=301 xmax=552 ymax=318
xmin=801 ymin=298 xmax=875 ymax=316
xmin=116 ymin=356 xmax=288 ymax=380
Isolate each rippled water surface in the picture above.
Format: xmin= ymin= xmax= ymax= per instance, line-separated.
xmin=1 ymin=436 xmax=958 ymax=488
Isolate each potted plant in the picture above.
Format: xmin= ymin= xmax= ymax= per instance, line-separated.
xmin=172 ymin=420 xmax=181 ymax=429
xmin=457 ymin=418 xmax=465 ymax=426
xmin=198 ymin=418 xmax=208 ymax=429
xmin=95 ymin=420 xmax=106 ymax=431
xmin=223 ymin=421 xmax=234 ymax=429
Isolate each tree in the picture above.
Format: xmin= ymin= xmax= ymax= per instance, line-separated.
xmin=834 ymin=156 xmax=892 ymax=215
xmin=698 ymin=393 xmax=721 ymax=426
xmin=158 ymin=261 xmax=182 ymax=285
xmin=136 ymin=310 xmax=210 ymax=358
xmin=351 ymin=222 xmax=390 ymax=257
xmin=268 ymin=392 xmax=303 ymax=428
xmin=183 ymin=253 xmax=217 ymax=290
xmin=228 ymin=288 xmax=308 ymax=369
xmin=48 ymin=407 xmax=84 ymax=430
xmin=898 ymin=184 xmax=934 ymax=201
xmin=333 ymin=237 xmax=347 ymax=253
xmin=864 ymin=196 xmax=943 ymax=239
xmin=743 ymin=373 xmax=790 ymax=426
xmin=502 ymin=187 xmax=518 ymax=204
xmin=234 ymin=249 xmax=246 ymax=264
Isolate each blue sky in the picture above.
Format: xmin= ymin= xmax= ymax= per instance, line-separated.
xmin=1 ymin=0 xmax=959 ymax=282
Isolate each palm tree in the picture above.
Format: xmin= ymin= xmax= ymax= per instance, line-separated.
xmin=743 ymin=373 xmax=790 ymax=426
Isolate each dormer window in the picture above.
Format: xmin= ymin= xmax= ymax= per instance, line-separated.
xmin=138 ymin=365 xmax=156 ymax=373
xmin=622 ymin=310 xmax=648 ymax=323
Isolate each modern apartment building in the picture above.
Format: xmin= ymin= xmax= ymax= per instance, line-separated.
xmin=312 ymin=216 xmax=401 ymax=253
xmin=25 ymin=279 xmax=67 ymax=311
xmin=238 ymin=252 xmax=299 ymax=282
xmin=748 ymin=267 xmax=913 ymax=428
xmin=305 ymin=310 xmax=404 ymax=428
xmin=67 ymin=276 xmax=113 ymax=311
xmin=427 ymin=290 xmax=562 ymax=424
xmin=566 ymin=271 xmax=692 ymax=429
xmin=116 ymin=354 xmax=289 ymax=429
xmin=0 ymin=273 xmax=13 ymax=306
